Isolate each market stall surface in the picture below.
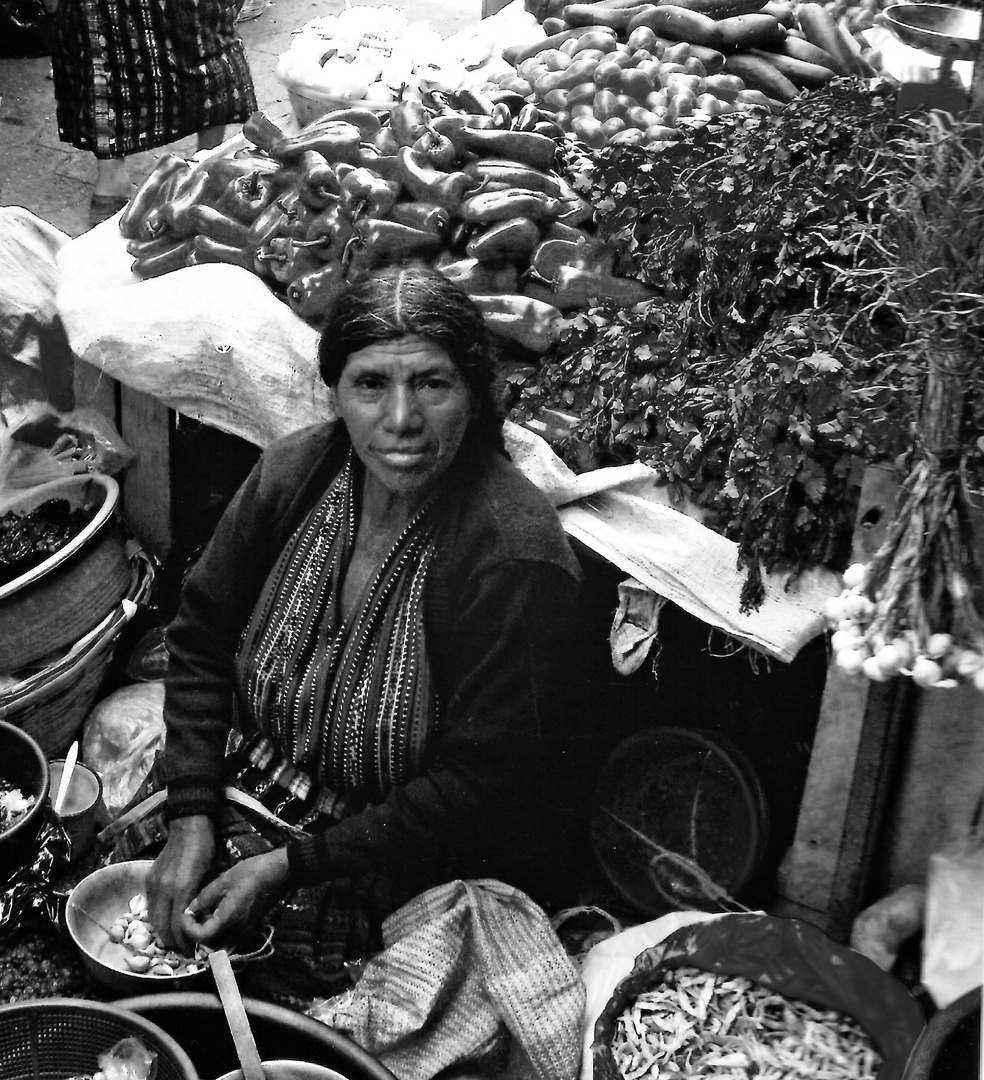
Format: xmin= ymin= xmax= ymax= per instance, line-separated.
xmin=0 ymin=0 xmax=477 ymax=239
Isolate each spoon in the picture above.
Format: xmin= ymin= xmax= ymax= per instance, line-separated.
xmin=211 ymin=948 xmax=266 ymax=1080
xmin=54 ymin=740 xmax=79 ymax=816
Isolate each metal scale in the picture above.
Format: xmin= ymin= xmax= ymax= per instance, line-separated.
xmin=881 ymin=2 xmax=982 ymax=116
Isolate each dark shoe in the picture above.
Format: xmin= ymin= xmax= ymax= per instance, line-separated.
xmin=89 ymin=191 xmax=132 ymax=227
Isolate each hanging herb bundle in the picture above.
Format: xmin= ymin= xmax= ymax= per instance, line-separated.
xmin=824 ymin=116 xmax=984 ymax=688
xmin=511 ymin=82 xmax=972 ymax=610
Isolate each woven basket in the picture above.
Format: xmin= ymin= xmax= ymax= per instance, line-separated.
xmin=0 ymin=545 xmax=154 ymax=758
xmin=0 ymin=997 xmax=198 ymax=1080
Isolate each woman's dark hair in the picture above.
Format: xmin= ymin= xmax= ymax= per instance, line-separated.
xmin=318 ymin=263 xmax=505 ymax=452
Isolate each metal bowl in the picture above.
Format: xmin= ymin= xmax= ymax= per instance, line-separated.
xmin=881 ymin=3 xmax=981 ymax=60
xmin=0 ymin=721 xmax=50 ymax=881
xmin=64 ymin=860 xmax=211 ymax=995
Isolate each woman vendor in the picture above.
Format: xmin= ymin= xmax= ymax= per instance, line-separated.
xmin=144 ymin=263 xmax=596 ymax=1000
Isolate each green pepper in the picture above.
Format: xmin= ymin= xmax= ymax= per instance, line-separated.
xmin=465 ymin=216 xmax=542 ymax=264
xmin=412 ymin=125 xmax=457 ymax=171
xmin=388 ymin=200 xmax=450 ymax=236
xmin=155 ymin=169 xmax=214 ymax=238
xmin=131 ymin=236 xmax=196 ymax=278
xmin=355 ymin=148 xmax=402 ymax=183
xmin=449 ymin=88 xmax=495 ymax=115
xmin=119 ymin=154 xmax=189 ymax=239
xmin=137 ymin=165 xmax=202 ymax=240
xmin=277 ymin=190 xmax=318 ymax=238
xmin=247 ymin=198 xmax=290 ymax=248
xmin=257 ymin=236 xmax=324 ymax=284
xmin=293 ymin=150 xmax=342 ymax=210
xmin=342 ymin=217 xmax=444 ymax=281
xmin=432 ymin=254 xmax=520 ymax=294
xmin=459 ymin=188 xmax=563 ymax=226
xmin=126 ymin=233 xmax=183 ymax=260
xmin=455 ymin=128 xmax=557 ymax=172
xmin=186 ymin=204 xmax=252 ymax=247
xmin=513 ymin=104 xmax=542 ymax=133
xmin=338 ymin=167 xmax=400 ymax=221
xmin=243 ymin=110 xmax=289 ymax=156
xmin=304 ymin=205 xmax=355 ymax=261
xmin=286 ymin=260 xmax=345 ymax=323
xmin=489 ymin=102 xmax=514 ymax=130
xmin=214 ymin=170 xmax=275 ymax=224
xmin=395 ymin=147 xmax=477 ymax=214
xmin=389 ymin=100 xmax=431 ymax=148
xmin=557 ymin=194 xmax=594 ymax=228
xmin=191 ymin=234 xmax=255 ymax=270
xmin=272 ymin=121 xmax=363 ymax=167
xmin=200 ymin=156 xmax=273 ymax=204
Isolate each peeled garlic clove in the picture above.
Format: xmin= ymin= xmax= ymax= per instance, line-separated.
xmin=151 ymin=963 xmax=174 ymax=976
xmin=108 ymin=921 xmax=127 ymax=943
xmin=124 ymin=953 xmax=152 ymax=973
xmin=842 ymin=562 xmax=867 ymax=590
xmin=129 ymin=893 xmax=148 ymax=915
xmin=126 ymin=924 xmax=152 ymax=951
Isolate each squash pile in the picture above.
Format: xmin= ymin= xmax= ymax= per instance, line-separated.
xmin=485 ymin=0 xmax=886 ymax=149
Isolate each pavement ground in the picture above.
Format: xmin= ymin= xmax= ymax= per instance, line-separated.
xmin=0 ymin=0 xmax=479 ymax=239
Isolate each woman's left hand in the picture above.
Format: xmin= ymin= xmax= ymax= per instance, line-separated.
xmin=182 ymin=847 xmax=291 ymax=946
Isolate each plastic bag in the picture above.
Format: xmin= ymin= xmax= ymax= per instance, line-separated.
xmin=922 ymin=833 xmax=984 ymax=1010
xmin=589 ymin=913 xmax=925 ymax=1080
xmin=81 ymin=681 xmax=166 ymax=819
xmin=95 ymin=1037 xmax=157 ymax=1080
xmin=0 ymin=402 xmax=134 ymax=496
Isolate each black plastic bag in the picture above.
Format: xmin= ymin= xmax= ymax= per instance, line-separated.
xmin=0 ymin=0 xmax=51 ymax=57
xmin=591 ymin=913 xmax=926 ymax=1080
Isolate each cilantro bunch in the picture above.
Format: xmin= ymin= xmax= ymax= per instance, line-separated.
xmin=512 ymin=82 xmax=942 ymax=610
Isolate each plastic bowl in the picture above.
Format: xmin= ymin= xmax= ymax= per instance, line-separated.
xmin=64 ymin=860 xmax=211 ymax=995
xmin=0 ymin=997 xmax=199 ymax=1080
xmin=0 ymin=720 xmax=50 ymax=882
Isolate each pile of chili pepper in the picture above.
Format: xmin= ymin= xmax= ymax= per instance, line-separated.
xmin=118 ymin=88 xmax=658 ymax=346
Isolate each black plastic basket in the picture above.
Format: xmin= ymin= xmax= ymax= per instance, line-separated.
xmin=0 ymin=998 xmax=199 ymax=1080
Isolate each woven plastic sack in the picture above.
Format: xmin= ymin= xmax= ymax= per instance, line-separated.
xmin=310 ymin=878 xmax=585 ymax=1080
xmin=922 ymin=833 xmax=984 ymax=1010
xmin=56 ymin=200 xmax=329 ymax=451
xmin=590 ymin=913 xmax=925 ymax=1080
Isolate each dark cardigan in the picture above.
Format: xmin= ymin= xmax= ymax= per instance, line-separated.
xmin=162 ymin=422 xmax=596 ymax=909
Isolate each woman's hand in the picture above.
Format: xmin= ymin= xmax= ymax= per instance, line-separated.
xmin=147 ymin=814 xmax=216 ymax=954
xmin=183 ymin=847 xmax=291 ymax=947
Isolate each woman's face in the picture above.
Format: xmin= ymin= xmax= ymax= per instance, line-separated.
xmin=333 ymin=335 xmax=474 ymax=501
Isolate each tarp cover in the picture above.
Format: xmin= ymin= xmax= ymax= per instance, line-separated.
xmin=56 ymin=210 xmax=838 ymax=661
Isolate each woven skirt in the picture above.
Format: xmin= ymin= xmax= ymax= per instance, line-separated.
xmin=51 ymin=0 xmax=256 ymax=157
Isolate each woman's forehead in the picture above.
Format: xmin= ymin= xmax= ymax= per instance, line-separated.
xmin=343 ymin=335 xmax=458 ymax=374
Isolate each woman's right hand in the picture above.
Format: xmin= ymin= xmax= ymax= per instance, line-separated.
xmin=147 ymin=814 xmax=216 ymax=954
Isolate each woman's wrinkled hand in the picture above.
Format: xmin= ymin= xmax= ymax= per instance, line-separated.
xmin=147 ymin=814 xmax=216 ymax=955
xmin=183 ymin=847 xmax=291 ymax=947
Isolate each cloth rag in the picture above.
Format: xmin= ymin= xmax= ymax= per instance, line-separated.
xmin=310 ymin=878 xmax=585 ymax=1080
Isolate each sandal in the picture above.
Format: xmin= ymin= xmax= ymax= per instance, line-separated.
xmin=89 ymin=191 xmax=133 ymax=228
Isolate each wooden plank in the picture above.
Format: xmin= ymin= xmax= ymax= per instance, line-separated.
xmin=72 ymin=358 xmax=119 ymax=425
xmin=774 ymin=463 xmax=909 ymax=940
xmin=117 ymin=384 xmax=173 ymax=562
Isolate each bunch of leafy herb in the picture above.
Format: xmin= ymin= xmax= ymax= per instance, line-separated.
xmin=511 ymin=82 xmax=957 ymax=610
